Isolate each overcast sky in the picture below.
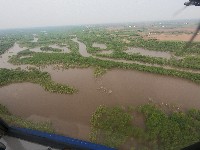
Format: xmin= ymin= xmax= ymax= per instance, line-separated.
xmin=0 ymin=0 xmax=200 ymax=29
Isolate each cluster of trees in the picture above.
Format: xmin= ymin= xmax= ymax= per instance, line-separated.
xmin=91 ymin=104 xmax=200 ymax=149
xmin=40 ymin=46 xmax=62 ymax=52
xmin=0 ymin=68 xmax=77 ymax=94
xmin=0 ymin=40 xmax=15 ymax=55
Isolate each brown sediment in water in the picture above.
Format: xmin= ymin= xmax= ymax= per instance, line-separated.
xmin=0 ymin=68 xmax=200 ymax=141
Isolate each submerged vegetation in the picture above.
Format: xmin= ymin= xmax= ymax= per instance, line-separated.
xmin=0 ymin=68 xmax=77 ymax=94
xmin=91 ymin=103 xmax=200 ymax=149
xmin=94 ymin=66 xmax=107 ymax=77
xmin=0 ymin=103 xmax=54 ymax=133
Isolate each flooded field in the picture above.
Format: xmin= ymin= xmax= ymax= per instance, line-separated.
xmin=1 ymin=67 xmax=200 ymax=140
xmin=97 ymin=50 xmax=113 ymax=55
xmin=92 ymin=43 xmax=107 ymax=49
xmin=0 ymin=43 xmax=26 ymax=69
xmin=125 ymin=47 xmax=172 ymax=59
xmin=75 ymin=39 xmax=200 ymax=74
xmin=30 ymin=45 xmax=70 ymax=53
xmin=1 ymin=37 xmax=200 ymax=143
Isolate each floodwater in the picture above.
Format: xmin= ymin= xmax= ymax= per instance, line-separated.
xmin=92 ymin=43 xmax=107 ymax=49
xmin=73 ymin=39 xmax=200 ymax=74
xmin=97 ymin=50 xmax=113 ymax=55
xmin=49 ymin=44 xmax=70 ymax=53
xmin=125 ymin=47 xmax=172 ymax=59
xmin=0 ymin=43 xmax=30 ymax=69
xmin=1 ymin=67 xmax=200 ymax=141
xmin=30 ymin=45 xmax=70 ymax=53
xmin=0 ymin=43 xmax=41 ymax=70
xmin=72 ymin=38 xmax=92 ymax=57
xmin=1 ymin=39 xmax=200 ymax=142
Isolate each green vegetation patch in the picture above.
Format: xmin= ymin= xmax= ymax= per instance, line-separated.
xmin=91 ymin=104 xmax=200 ymax=149
xmin=0 ymin=68 xmax=77 ymax=94
xmin=18 ymin=49 xmax=35 ymax=56
xmin=90 ymin=105 xmax=133 ymax=148
xmin=94 ymin=66 xmax=107 ymax=77
xmin=0 ymin=41 xmax=15 ymax=55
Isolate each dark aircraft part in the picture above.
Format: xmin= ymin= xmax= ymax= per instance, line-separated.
xmin=184 ymin=1 xmax=192 ymax=6
xmin=173 ymin=6 xmax=187 ymax=16
xmin=184 ymin=0 xmax=200 ymax=6
xmin=183 ymin=0 xmax=200 ymax=46
xmin=185 ymin=23 xmax=200 ymax=48
xmin=0 ymin=142 xmax=5 ymax=150
xmin=0 ymin=119 xmax=115 ymax=150
xmin=182 ymin=141 xmax=200 ymax=150
xmin=7 ymin=127 xmax=116 ymax=150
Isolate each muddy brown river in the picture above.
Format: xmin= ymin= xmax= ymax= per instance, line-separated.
xmin=1 ymin=40 xmax=200 ymax=142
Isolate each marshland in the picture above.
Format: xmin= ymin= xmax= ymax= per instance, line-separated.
xmin=1 ymin=21 xmax=200 ymax=149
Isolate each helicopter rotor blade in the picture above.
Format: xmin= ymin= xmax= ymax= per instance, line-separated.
xmin=173 ymin=6 xmax=187 ymax=16
xmin=185 ymin=22 xmax=200 ymax=48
